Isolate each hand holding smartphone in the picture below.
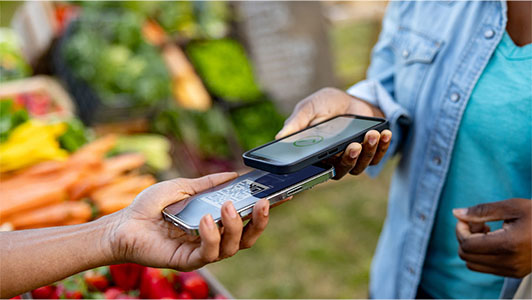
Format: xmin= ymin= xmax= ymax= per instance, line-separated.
xmin=243 ymin=114 xmax=389 ymax=174
xmin=163 ymin=164 xmax=335 ymax=235
xmin=164 ymin=114 xmax=388 ymax=235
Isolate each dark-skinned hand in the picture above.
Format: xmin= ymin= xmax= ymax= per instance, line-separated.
xmin=453 ymin=198 xmax=532 ymax=278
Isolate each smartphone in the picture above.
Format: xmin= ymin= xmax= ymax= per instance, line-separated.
xmin=242 ymin=114 xmax=388 ymax=174
xmin=163 ymin=164 xmax=335 ymax=235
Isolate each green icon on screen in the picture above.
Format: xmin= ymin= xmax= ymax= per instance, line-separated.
xmin=293 ymin=135 xmax=324 ymax=147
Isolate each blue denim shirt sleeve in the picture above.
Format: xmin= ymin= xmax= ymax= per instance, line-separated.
xmin=346 ymin=2 xmax=411 ymax=176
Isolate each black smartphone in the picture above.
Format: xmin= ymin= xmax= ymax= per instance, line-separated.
xmin=163 ymin=164 xmax=335 ymax=235
xmin=242 ymin=114 xmax=388 ymax=174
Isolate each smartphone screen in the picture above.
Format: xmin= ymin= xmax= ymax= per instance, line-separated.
xmin=164 ymin=164 xmax=331 ymax=229
xmin=248 ymin=116 xmax=381 ymax=164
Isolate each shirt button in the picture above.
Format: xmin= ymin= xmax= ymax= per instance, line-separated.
xmin=419 ymin=213 xmax=426 ymax=221
xmin=484 ymin=29 xmax=495 ymax=39
xmin=408 ymin=267 xmax=415 ymax=275
xmin=402 ymin=50 xmax=410 ymax=58
xmin=433 ymin=156 xmax=442 ymax=166
xmin=450 ymin=93 xmax=460 ymax=102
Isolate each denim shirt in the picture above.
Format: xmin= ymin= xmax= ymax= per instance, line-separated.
xmin=346 ymin=1 xmax=521 ymax=298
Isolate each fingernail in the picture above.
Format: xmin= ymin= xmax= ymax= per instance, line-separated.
xmin=453 ymin=208 xmax=467 ymax=217
xmin=206 ymin=214 xmax=215 ymax=230
xmin=368 ymin=135 xmax=377 ymax=146
xmin=349 ymin=148 xmax=361 ymax=159
xmin=262 ymin=203 xmax=269 ymax=217
xmin=226 ymin=201 xmax=238 ymax=219
xmin=381 ymin=134 xmax=390 ymax=143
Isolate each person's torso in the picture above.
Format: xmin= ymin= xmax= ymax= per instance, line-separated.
xmin=420 ymin=30 xmax=532 ymax=299
xmin=367 ymin=1 xmax=531 ymax=298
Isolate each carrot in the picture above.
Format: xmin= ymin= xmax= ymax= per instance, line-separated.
xmin=0 ymin=167 xmax=85 ymax=219
xmin=97 ymin=194 xmax=137 ymax=215
xmin=68 ymin=153 xmax=145 ymax=200
xmin=0 ymin=185 xmax=68 ymax=220
xmin=91 ymin=174 xmax=155 ymax=205
xmin=2 ymin=201 xmax=91 ymax=230
xmin=69 ymin=135 xmax=117 ymax=165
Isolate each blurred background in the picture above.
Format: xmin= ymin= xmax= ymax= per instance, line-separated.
xmin=0 ymin=1 xmax=394 ymax=298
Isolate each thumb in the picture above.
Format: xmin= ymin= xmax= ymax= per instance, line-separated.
xmin=153 ymin=172 xmax=238 ymax=209
xmin=453 ymin=199 xmax=519 ymax=223
xmin=275 ymin=105 xmax=314 ymax=139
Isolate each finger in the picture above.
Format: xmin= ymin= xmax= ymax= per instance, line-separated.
xmin=178 ymin=172 xmax=238 ymax=195
xmin=453 ymin=199 xmax=521 ymax=223
xmin=457 ymin=226 xmax=511 ymax=255
xmin=219 ymin=201 xmax=243 ymax=259
xmin=350 ymin=130 xmax=380 ymax=175
xmin=330 ymin=143 xmax=362 ymax=180
xmin=469 ymin=222 xmax=490 ymax=234
xmin=275 ymin=102 xmax=314 ymax=139
xmin=196 ymin=214 xmax=221 ymax=264
xmin=240 ymin=198 xmax=270 ymax=249
xmin=464 ymin=261 xmax=515 ymax=277
xmin=458 ymin=247 xmax=511 ymax=268
xmin=370 ymin=130 xmax=392 ymax=165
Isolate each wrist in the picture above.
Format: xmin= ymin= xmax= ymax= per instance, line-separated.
xmin=98 ymin=211 xmax=128 ymax=265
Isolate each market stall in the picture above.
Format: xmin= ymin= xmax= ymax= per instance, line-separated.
xmin=1 ymin=1 xmax=288 ymax=298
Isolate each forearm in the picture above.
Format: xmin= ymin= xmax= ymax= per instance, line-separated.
xmin=0 ymin=214 xmax=118 ymax=298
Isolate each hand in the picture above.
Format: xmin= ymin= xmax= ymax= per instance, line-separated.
xmin=276 ymin=87 xmax=392 ymax=179
xmin=453 ymin=198 xmax=532 ymax=278
xmin=105 ymin=172 xmax=270 ymax=271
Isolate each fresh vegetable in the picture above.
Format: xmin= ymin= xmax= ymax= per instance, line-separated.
xmin=0 ymin=99 xmax=29 ymax=142
xmin=31 ymin=285 xmax=56 ymax=299
xmin=32 ymin=265 xmax=225 ymax=299
xmin=58 ymin=119 xmax=90 ymax=152
xmin=104 ymin=287 xmax=125 ymax=299
xmin=230 ymin=100 xmax=286 ymax=150
xmin=139 ymin=267 xmax=178 ymax=299
xmin=110 ymin=264 xmax=143 ymax=291
xmin=84 ymin=268 xmax=110 ymax=292
xmin=179 ymin=272 xmax=209 ymax=299
xmin=0 ymin=119 xmax=69 ymax=172
xmin=186 ymin=39 xmax=263 ymax=102
xmin=0 ymin=28 xmax=31 ymax=82
xmin=2 ymin=201 xmax=91 ymax=230
xmin=153 ymin=107 xmax=232 ymax=159
xmin=65 ymin=8 xmax=171 ymax=107
xmin=111 ymin=134 xmax=171 ymax=171
xmin=0 ymin=135 xmax=152 ymax=224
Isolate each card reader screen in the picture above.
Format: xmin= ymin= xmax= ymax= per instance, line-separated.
xmin=250 ymin=116 xmax=380 ymax=164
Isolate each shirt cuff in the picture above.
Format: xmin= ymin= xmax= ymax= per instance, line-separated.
xmin=346 ymin=79 xmax=411 ymax=177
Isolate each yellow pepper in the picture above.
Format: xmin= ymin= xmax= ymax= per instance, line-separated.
xmin=0 ymin=120 xmax=69 ymax=172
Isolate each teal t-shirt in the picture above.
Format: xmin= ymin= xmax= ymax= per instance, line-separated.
xmin=421 ymin=31 xmax=532 ymax=299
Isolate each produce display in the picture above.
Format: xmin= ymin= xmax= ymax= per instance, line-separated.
xmin=0 ymin=28 xmax=31 ymax=82
xmin=64 ymin=7 xmax=171 ymax=107
xmin=1 ymin=1 xmax=293 ymax=297
xmin=111 ymin=134 xmax=172 ymax=172
xmin=0 ymin=134 xmax=156 ymax=230
xmin=153 ymin=107 xmax=232 ymax=160
xmin=28 ymin=264 xmax=228 ymax=299
xmin=186 ymin=39 xmax=264 ymax=103
xmin=229 ymin=101 xmax=286 ymax=150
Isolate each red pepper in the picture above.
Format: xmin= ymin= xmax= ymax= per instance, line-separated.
xmin=104 ymin=287 xmax=125 ymax=299
xmin=84 ymin=269 xmax=110 ymax=291
xmin=179 ymin=272 xmax=209 ymax=299
xmin=177 ymin=291 xmax=194 ymax=299
xmin=65 ymin=290 xmax=83 ymax=299
xmin=139 ymin=267 xmax=179 ymax=299
xmin=110 ymin=263 xmax=144 ymax=290
xmin=31 ymin=286 xmax=56 ymax=299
